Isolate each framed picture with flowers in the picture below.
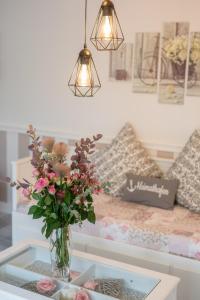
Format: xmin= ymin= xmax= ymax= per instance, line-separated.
xmin=132 ymin=32 xmax=160 ymax=94
xmin=187 ymin=32 xmax=200 ymax=96
xmin=159 ymin=22 xmax=190 ymax=104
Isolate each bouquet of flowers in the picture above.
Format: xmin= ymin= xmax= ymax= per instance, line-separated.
xmin=11 ymin=125 xmax=105 ymax=280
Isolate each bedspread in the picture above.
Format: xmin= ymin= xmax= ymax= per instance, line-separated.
xmin=17 ymin=194 xmax=200 ymax=260
xmin=73 ymin=194 xmax=200 ymax=261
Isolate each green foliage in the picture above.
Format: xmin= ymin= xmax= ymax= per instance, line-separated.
xmin=41 ymin=224 xmax=46 ymax=235
xmin=87 ymin=208 xmax=96 ymax=224
xmin=45 ymin=195 xmax=53 ymax=205
xmin=28 ymin=206 xmax=44 ymax=219
xmin=64 ymin=190 xmax=72 ymax=205
xmin=28 ymin=185 xmax=96 ymax=239
xmin=32 ymin=192 xmax=42 ymax=201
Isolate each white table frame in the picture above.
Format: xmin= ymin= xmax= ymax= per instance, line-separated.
xmin=0 ymin=240 xmax=179 ymax=300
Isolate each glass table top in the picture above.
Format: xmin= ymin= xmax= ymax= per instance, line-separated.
xmin=0 ymin=244 xmax=161 ymax=300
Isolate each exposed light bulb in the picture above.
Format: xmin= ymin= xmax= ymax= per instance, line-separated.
xmin=100 ymin=16 xmax=112 ymax=39
xmin=68 ymin=0 xmax=101 ymax=97
xmin=90 ymin=0 xmax=124 ymax=51
xmin=76 ymin=64 xmax=91 ymax=87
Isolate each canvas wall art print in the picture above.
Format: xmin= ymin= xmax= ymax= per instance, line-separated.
xmin=159 ymin=22 xmax=190 ymax=104
xmin=133 ymin=32 xmax=160 ymax=93
xmin=109 ymin=43 xmax=133 ymax=81
xmin=187 ymin=32 xmax=200 ymax=96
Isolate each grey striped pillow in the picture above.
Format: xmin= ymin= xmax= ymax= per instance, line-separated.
xmin=167 ymin=129 xmax=200 ymax=212
xmin=92 ymin=123 xmax=163 ymax=196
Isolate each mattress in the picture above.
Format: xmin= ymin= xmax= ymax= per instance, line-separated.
xmin=17 ymin=194 xmax=200 ymax=261
xmin=73 ymin=194 xmax=200 ymax=261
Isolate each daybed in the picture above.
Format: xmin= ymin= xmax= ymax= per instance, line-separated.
xmin=12 ymin=156 xmax=200 ymax=300
xmin=16 ymin=193 xmax=200 ymax=263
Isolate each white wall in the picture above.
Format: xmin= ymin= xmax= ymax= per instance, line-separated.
xmin=0 ymin=0 xmax=200 ymax=148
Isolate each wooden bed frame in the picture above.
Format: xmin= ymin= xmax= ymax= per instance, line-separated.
xmin=11 ymin=143 xmax=200 ymax=300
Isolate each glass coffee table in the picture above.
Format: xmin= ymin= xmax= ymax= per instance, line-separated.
xmin=0 ymin=240 xmax=179 ymax=300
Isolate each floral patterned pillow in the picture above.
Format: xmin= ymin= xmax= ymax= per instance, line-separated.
xmin=91 ymin=123 xmax=163 ymax=196
xmin=167 ymin=129 xmax=200 ymax=212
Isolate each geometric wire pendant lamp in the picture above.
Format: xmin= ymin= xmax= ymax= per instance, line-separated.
xmin=90 ymin=0 xmax=124 ymax=51
xmin=68 ymin=0 xmax=101 ymax=97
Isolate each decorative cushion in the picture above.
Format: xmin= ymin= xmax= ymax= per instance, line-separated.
xmin=92 ymin=123 xmax=163 ymax=195
xmin=167 ymin=129 xmax=200 ymax=212
xmin=119 ymin=173 xmax=179 ymax=210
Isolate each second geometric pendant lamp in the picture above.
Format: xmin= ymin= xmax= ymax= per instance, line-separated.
xmin=90 ymin=0 xmax=124 ymax=51
xmin=68 ymin=0 xmax=101 ymax=97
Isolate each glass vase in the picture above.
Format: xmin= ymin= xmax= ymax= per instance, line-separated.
xmin=50 ymin=225 xmax=71 ymax=282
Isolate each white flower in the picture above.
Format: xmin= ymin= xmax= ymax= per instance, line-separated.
xmin=190 ymin=36 xmax=200 ymax=64
xmin=178 ymin=49 xmax=187 ymax=62
xmin=190 ymin=49 xmax=200 ymax=64
xmin=164 ymin=35 xmax=188 ymax=64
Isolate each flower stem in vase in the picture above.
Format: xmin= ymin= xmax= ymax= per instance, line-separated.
xmin=50 ymin=226 xmax=71 ymax=282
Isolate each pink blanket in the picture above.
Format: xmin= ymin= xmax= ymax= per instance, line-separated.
xmin=73 ymin=194 xmax=200 ymax=261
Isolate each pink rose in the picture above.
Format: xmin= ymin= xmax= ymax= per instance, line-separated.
xmin=48 ymin=185 xmax=56 ymax=195
xmin=32 ymin=168 xmax=40 ymax=177
xmin=35 ymin=178 xmax=49 ymax=192
xmin=74 ymin=290 xmax=90 ymax=300
xmin=48 ymin=172 xmax=56 ymax=180
xmin=36 ymin=279 xmax=56 ymax=294
xmin=22 ymin=188 xmax=31 ymax=198
xmin=83 ymin=281 xmax=98 ymax=290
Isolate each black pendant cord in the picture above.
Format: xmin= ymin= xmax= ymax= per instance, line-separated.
xmin=84 ymin=0 xmax=87 ymax=48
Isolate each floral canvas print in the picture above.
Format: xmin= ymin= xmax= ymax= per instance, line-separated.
xmin=109 ymin=43 xmax=133 ymax=81
xmin=159 ymin=22 xmax=190 ymax=104
xmin=133 ymin=32 xmax=160 ymax=93
xmin=187 ymin=32 xmax=200 ymax=96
